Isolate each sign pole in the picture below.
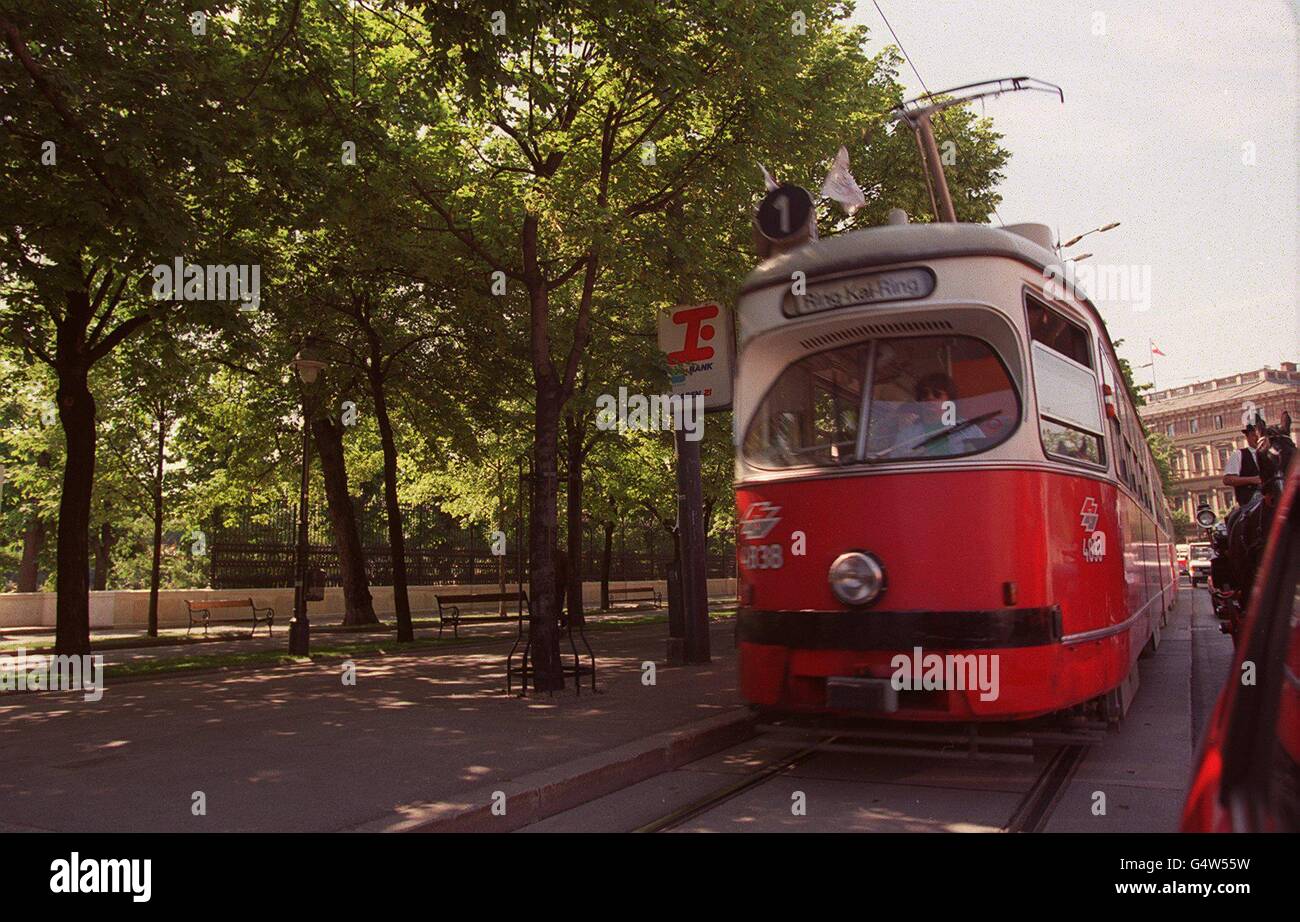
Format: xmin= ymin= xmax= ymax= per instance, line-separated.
xmin=676 ymin=424 xmax=710 ymax=664
xmin=657 ymin=300 xmax=732 ymax=668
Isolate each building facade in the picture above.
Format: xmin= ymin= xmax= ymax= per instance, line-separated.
xmin=1138 ymin=362 xmax=1300 ymax=533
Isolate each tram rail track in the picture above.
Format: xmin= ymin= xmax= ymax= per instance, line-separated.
xmin=634 ymin=738 xmax=834 ymax=833
xmin=633 ymin=719 xmax=1098 ymax=833
xmin=1003 ymin=743 xmax=1090 ymax=832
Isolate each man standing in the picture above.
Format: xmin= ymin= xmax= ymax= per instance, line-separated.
xmin=1222 ymin=418 xmax=1265 ymax=506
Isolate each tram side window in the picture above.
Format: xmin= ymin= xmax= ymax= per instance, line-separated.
xmin=1030 ymin=342 xmax=1106 ymax=466
xmin=1027 ymin=296 xmax=1092 ymax=368
xmin=1026 ymin=297 xmax=1104 ymax=467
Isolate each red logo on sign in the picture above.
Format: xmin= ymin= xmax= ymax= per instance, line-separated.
xmin=667 ymin=304 xmax=718 ymax=364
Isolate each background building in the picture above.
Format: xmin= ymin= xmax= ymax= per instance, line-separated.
xmin=1139 ymin=362 xmax=1299 ymax=535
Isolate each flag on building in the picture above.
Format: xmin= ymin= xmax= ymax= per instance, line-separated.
xmin=1150 ymin=340 xmax=1166 ymax=357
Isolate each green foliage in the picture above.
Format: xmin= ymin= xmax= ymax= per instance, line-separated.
xmin=1146 ymin=429 xmax=1179 ymax=499
xmin=0 ymin=1 xmax=1012 ymax=595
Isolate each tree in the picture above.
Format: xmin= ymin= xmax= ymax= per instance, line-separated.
xmin=238 ymin=0 xmax=488 ymax=640
xmin=0 ymin=3 xmax=1014 ymax=665
xmin=1114 ymin=339 xmax=1178 ymax=509
xmin=93 ymin=328 xmax=201 ymax=633
xmin=0 ymin=4 xmax=269 ymax=652
xmin=405 ymin=0 xmax=1011 ymax=689
xmin=0 ymin=351 xmax=60 ymax=590
xmin=312 ymin=412 xmax=380 ymax=626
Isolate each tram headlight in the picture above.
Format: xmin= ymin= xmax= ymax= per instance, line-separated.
xmin=828 ymin=552 xmax=885 ymax=607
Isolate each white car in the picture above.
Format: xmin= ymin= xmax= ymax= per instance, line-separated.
xmin=1188 ymin=542 xmax=1212 ymax=586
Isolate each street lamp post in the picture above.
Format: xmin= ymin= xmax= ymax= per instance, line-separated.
xmin=289 ymin=342 xmax=328 ymax=656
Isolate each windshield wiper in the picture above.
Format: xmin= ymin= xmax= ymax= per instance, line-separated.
xmin=868 ymin=410 xmax=1001 ymax=460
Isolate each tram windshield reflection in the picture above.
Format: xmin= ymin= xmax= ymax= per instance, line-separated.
xmin=743 ymin=335 xmax=1021 ymax=468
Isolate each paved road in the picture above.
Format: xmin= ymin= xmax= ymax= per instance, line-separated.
xmin=1 ymin=587 xmax=1233 ymax=834
xmin=0 ymin=620 xmax=739 ymax=832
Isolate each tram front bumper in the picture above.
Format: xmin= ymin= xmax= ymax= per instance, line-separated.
xmin=736 ymin=605 xmax=1084 ymax=721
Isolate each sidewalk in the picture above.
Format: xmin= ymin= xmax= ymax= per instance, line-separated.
xmin=0 ymin=619 xmax=742 ymax=832
xmin=1042 ymin=585 xmax=1232 ymax=832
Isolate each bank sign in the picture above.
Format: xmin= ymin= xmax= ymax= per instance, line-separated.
xmin=657 ymin=302 xmax=734 ymax=411
xmin=783 ymin=266 xmax=935 ymax=318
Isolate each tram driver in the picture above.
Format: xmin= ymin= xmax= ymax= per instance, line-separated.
xmin=892 ymin=372 xmax=987 ymax=457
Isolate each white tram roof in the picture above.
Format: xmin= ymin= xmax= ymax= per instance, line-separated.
xmin=741 ymin=222 xmax=1063 ymax=296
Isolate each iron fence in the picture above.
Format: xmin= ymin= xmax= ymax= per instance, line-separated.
xmin=208 ymin=503 xmax=735 ymax=589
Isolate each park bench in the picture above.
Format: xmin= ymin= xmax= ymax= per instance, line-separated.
xmin=185 ymin=598 xmax=275 ymax=638
xmin=435 ymin=590 xmax=528 ymax=639
xmin=608 ymin=585 xmax=661 ymax=609
xmin=507 ymin=597 xmax=596 ymax=696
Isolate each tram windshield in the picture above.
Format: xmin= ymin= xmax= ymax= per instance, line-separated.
xmin=743 ymin=335 xmax=1020 ymax=468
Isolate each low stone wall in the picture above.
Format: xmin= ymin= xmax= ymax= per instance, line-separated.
xmin=0 ymin=579 xmax=739 ymax=629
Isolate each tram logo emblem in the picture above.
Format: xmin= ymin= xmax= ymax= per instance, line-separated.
xmin=1079 ymin=497 xmax=1105 ymax=562
xmin=1079 ymin=497 xmax=1099 ymax=532
xmin=739 ymin=502 xmax=782 ymax=540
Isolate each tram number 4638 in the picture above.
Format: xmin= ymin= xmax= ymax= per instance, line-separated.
xmin=741 ymin=544 xmax=784 ymax=570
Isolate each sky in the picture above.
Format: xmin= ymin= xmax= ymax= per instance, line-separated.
xmin=853 ymin=0 xmax=1298 ymax=391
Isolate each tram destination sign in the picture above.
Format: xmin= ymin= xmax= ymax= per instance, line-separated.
xmin=783 ymin=266 xmax=935 ymax=318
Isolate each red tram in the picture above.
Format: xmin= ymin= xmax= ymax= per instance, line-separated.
xmin=733 ymin=220 xmax=1177 ymax=722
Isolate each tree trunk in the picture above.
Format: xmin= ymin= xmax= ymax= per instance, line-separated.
xmin=92 ymin=521 xmax=114 ymax=591
xmin=529 ymin=381 xmax=564 ymax=691
xmin=54 ymin=360 xmax=95 ymax=655
xmin=147 ymin=412 xmax=165 ymax=636
xmin=600 ymin=519 xmax=614 ymax=611
xmin=18 ymin=514 xmax=45 ymax=592
xmin=17 ymin=450 xmax=49 ymax=592
xmin=564 ymin=413 xmax=584 ymax=627
xmin=497 ymin=465 xmax=507 ymax=615
xmin=369 ymin=367 xmax=413 ymax=642
xmin=312 ymin=415 xmax=378 ymax=626
xmin=519 ymin=213 xmax=598 ymax=691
